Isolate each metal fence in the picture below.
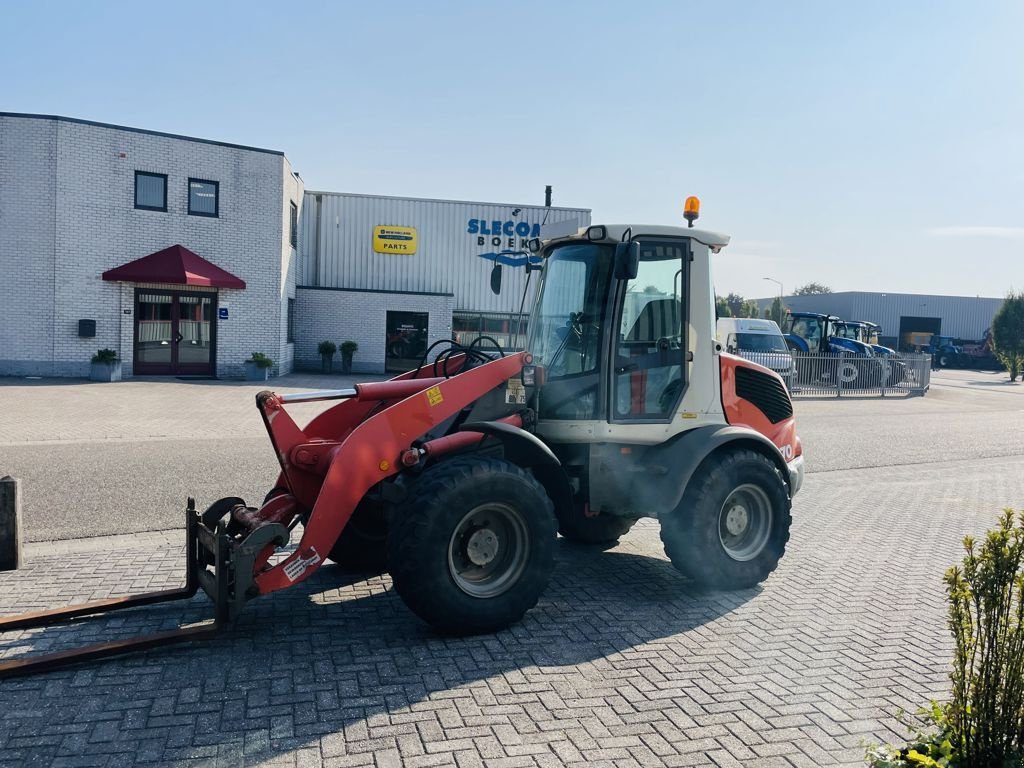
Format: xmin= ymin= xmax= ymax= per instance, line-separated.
xmin=787 ymin=352 xmax=931 ymax=397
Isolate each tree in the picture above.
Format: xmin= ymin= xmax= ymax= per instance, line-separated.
xmin=739 ymin=298 xmax=760 ymax=318
xmin=725 ymin=292 xmax=745 ymax=318
xmin=991 ymin=291 xmax=1024 ymax=381
xmin=715 ymin=296 xmax=732 ymax=318
xmin=792 ymin=282 xmax=833 ymax=296
xmin=768 ymin=296 xmax=786 ymax=326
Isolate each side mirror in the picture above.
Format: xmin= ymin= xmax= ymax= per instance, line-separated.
xmin=613 ymin=241 xmax=639 ymax=280
xmin=489 ymin=263 xmax=502 ymax=295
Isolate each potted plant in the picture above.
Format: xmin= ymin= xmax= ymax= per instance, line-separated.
xmin=317 ymin=340 xmax=337 ymax=373
xmin=244 ymin=352 xmax=273 ymax=381
xmin=340 ymin=340 xmax=358 ymax=374
xmin=89 ymin=348 xmax=122 ymax=382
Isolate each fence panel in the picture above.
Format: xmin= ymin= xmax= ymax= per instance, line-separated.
xmin=788 ymin=352 xmax=930 ymax=397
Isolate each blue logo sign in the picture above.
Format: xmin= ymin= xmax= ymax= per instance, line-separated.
xmin=218 ymin=307 xmax=229 ymax=320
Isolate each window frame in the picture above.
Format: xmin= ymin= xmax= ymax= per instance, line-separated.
xmin=289 ymin=201 xmax=298 ymax=247
xmin=287 ymin=298 xmax=296 ymax=343
xmin=187 ymin=178 xmax=220 ymax=218
xmin=608 ymin=238 xmax=691 ymax=425
xmin=134 ymin=171 xmax=168 ymax=212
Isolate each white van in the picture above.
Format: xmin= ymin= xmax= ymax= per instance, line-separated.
xmin=717 ymin=317 xmax=796 ymax=388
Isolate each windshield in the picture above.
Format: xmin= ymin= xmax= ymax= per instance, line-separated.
xmin=527 ymin=242 xmax=612 ymax=378
xmin=837 ymin=324 xmax=864 ymax=341
xmin=732 ymin=332 xmax=788 ymax=353
xmin=782 ymin=315 xmax=825 ymax=353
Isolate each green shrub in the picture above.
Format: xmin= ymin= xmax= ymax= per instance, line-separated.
xmin=248 ymin=352 xmax=274 ymax=369
xmin=945 ymin=510 xmax=1024 ymax=766
xmin=317 ymin=340 xmax=337 ymax=356
xmin=340 ymin=340 xmax=358 ymax=354
xmin=867 ymin=510 xmax=1024 ymax=767
xmin=91 ymin=348 xmax=119 ymax=364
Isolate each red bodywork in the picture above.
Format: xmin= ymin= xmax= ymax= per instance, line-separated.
xmin=719 ymin=353 xmax=801 ymax=461
xmin=231 ymin=352 xmax=525 ymax=596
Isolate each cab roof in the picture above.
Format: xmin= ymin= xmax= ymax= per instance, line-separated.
xmin=542 ymin=222 xmax=731 ymax=251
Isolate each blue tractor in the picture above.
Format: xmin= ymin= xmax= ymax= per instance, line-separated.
xmin=927 ymin=335 xmax=962 ymax=368
xmin=781 ymin=312 xmax=882 ymax=388
xmin=845 ymin=321 xmax=908 ymax=384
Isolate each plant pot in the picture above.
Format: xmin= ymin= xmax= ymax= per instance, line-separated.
xmin=321 ymin=354 xmax=334 ymax=374
xmin=341 ymin=352 xmax=353 ymax=374
xmin=244 ymin=361 xmax=270 ymax=381
xmin=89 ymin=361 xmax=122 ymax=382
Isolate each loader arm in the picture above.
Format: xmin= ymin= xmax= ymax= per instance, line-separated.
xmin=253 ymin=351 xmax=527 ymax=595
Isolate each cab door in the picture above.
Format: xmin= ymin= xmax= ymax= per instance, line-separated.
xmin=609 ymin=240 xmax=689 ymax=422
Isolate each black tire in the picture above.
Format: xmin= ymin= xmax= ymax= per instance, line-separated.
xmin=387 ymin=457 xmax=556 ymax=635
xmin=938 ymin=353 xmax=950 ymax=368
xmin=328 ymin=501 xmax=388 ymax=572
xmin=660 ymin=449 xmax=791 ymax=590
xmin=556 ymin=505 xmax=636 ymax=548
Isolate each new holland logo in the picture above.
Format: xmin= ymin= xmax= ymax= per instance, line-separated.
xmin=373 ymin=225 xmax=418 ymax=254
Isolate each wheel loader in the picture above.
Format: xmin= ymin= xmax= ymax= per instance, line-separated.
xmin=0 ymin=199 xmax=804 ymax=677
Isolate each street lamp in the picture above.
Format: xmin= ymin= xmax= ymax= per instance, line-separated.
xmin=763 ymin=277 xmax=783 ymax=326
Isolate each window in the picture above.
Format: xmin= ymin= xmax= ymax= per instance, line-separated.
xmin=134 ymin=171 xmax=167 ymax=211
xmin=613 ymin=240 xmax=688 ymax=421
xmin=287 ymin=298 xmax=296 ymax=343
xmin=289 ymin=202 xmax=298 ymax=247
xmin=188 ymin=178 xmax=219 ymax=217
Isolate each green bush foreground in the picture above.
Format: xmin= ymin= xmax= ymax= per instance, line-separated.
xmin=868 ymin=510 xmax=1024 ymax=767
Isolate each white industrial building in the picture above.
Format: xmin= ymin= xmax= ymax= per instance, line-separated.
xmin=0 ymin=112 xmax=590 ymax=378
xmin=295 ymin=191 xmax=589 ymax=372
xmin=0 ymin=112 xmax=302 ymax=378
xmin=755 ymin=291 xmax=1003 ymax=349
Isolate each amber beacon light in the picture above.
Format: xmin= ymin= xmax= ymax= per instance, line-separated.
xmin=683 ymin=196 xmax=701 ymax=228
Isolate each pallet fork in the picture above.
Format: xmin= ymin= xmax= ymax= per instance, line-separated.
xmin=0 ymin=497 xmax=286 ymax=678
xmin=0 ymin=352 xmax=525 ymax=678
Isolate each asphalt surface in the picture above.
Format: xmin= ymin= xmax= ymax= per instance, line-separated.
xmin=2 ymin=368 xmax=1022 ymax=542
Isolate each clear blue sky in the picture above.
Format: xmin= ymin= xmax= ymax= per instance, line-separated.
xmin=3 ymin=1 xmax=1021 ymax=299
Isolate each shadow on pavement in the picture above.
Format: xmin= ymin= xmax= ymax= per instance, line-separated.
xmin=0 ymin=539 xmax=757 ymax=765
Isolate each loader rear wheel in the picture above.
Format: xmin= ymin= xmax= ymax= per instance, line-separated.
xmin=387 ymin=457 xmax=556 ymax=635
xmin=660 ymin=449 xmax=791 ymax=590
xmin=556 ymin=506 xmax=636 ymax=549
xmin=328 ymin=501 xmax=387 ymax=572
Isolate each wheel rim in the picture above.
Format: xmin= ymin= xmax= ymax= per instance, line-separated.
xmin=447 ymin=502 xmax=529 ymax=598
xmin=718 ymin=484 xmax=773 ymax=562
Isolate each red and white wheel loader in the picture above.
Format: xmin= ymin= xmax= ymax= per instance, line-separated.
xmin=0 ymin=199 xmax=804 ymax=676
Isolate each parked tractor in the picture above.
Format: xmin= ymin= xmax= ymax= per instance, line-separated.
xmin=928 ymin=335 xmax=962 ymax=368
xmin=842 ymin=321 xmax=907 ymax=385
xmin=782 ymin=311 xmax=881 ymax=387
xmin=0 ymin=201 xmax=805 ymax=676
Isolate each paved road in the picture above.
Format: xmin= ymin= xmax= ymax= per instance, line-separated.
xmin=0 ymin=367 xmax=1022 ymax=767
xmin=2 ymin=369 xmax=1022 ymax=542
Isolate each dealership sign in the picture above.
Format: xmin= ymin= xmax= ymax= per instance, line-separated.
xmin=467 ymin=218 xmax=542 ymax=250
xmin=373 ymin=225 xmax=418 ymax=254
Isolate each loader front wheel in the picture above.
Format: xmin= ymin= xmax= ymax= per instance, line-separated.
xmin=387 ymin=457 xmax=556 ymax=635
xmin=660 ymin=449 xmax=791 ymax=590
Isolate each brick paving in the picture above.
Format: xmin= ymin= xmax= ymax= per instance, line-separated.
xmin=2 ymin=452 xmax=1022 ymax=767
xmin=1 ymin=370 xmax=1022 ymax=766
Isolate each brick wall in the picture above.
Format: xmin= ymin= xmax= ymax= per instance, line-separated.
xmin=0 ymin=117 xmax=57 ymax=374
xmin=294 ymin=287 xmax=454 ymax=374
xmin=0 ymin=115 xmax=293 ymax=378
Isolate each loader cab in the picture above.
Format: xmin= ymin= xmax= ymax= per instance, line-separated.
xmin=525 ymin=225 xmax=725 ymax=433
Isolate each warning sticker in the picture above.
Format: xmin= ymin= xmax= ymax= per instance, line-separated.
xmin=426 ymin=386 xmax=444 ymax=406
xmin=505 ymin=380 xmax=526 ymax=405
xmin=283 ymin=548 xmax=321 ymax=582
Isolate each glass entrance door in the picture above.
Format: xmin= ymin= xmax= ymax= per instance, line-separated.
xmin=134 ymin=290 xmax=216 ymax=375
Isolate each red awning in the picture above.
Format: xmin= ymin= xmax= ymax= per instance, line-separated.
xmin=102 ymin=244 xmax=246 ymax=289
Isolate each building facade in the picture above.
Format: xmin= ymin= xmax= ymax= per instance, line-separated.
xmin=293 ymin=192 xmax=590 ymax=371
xmin=0 ymin=113 xmax=594 ymax=379
xmin=0 ymin=113 xmax=302 ymax=378
xmin=755 ymin=291 xmax=1003 ymax=348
